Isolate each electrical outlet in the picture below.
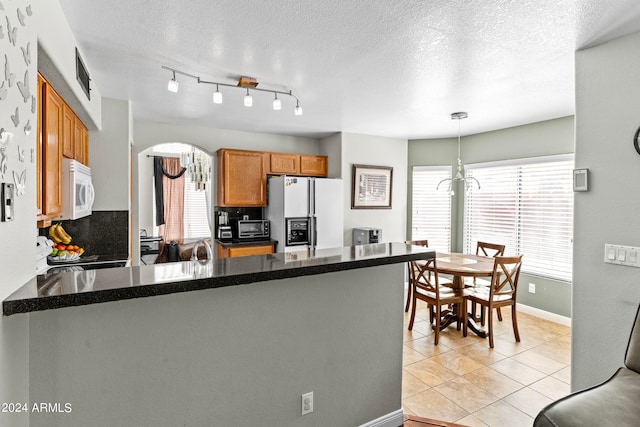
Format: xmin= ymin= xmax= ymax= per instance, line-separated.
xmin=529 ymin=283 xmax=536 ymax=294
xmin=301 ymin=391 xmax=313 ymax=416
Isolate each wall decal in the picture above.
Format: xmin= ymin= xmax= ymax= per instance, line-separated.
xmin=5 ymin=55 xmax=15 ymax=87
xmin=11 ymin=106 xmax=19 ymax=127
xmin=30 ymin=148 xmax=34 ymax=163
xmin=0 ymin=128 xmax=13 ymax=180
xmin=17 ymin=8 xmax=26 ymax=26
xmin=27 ymin=5 xmax=33 ymax=17
xmin=23 ymin=119 xmax=30 ymax=135
xmin=0 ymin=25 xmax=4 ymax=40
xmin=13 ymin=169 xmax=25 ymax=196
xmin=0 ymin=81 xmax=7 ymax=100
xmin=0 ymin=154 xmax=6 ymax=179
xmin=17 ymin=145 xmax=25 ymax=162
xmin=6 ymin=16 xmax=17 ymax=46
xmin=30 ymin=95 xmax=35 ymax=113
xmin=17 ymin=69 xmax=29 ymax=102
xmin=21 ymin=41 xmax=30 ymax=66
xmin=0 ymin=2 xmax=4 ymax=11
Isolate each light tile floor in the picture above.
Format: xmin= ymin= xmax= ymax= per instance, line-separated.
xmin=402 ymin=303 xmax=571 ymax=427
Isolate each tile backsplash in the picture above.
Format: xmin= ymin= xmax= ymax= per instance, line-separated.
xmin=40 ymin=210 xmax=129 ymax=258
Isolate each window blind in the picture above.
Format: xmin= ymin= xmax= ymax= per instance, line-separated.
xmin=183 ymin=178 xmax=211 ymax=239
xmin=464 ymin=155 xmax=574 ymax=282
xmin=411 ymin=166 xmax=452 ymax=251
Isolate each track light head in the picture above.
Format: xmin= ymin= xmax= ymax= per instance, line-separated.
xmin=244 ymin=88 xmax=253 ymax=107
xmin=213 ymin=84 xmax=223 ymax=104
xmin=294 ymin=100 xmax=303 ymax=116
xmin=167 ymin=71 xmax=179 ymax=93
xmin=273 ymin=93 xmax=281 ymax=110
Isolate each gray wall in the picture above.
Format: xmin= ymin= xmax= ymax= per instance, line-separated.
xmin=0 ymin=1 xmax=37 ymax=424
xmin=408 ymin=117 xmax=575 ymax=318
xmin=29 ymin=265 xmax=404 ymax=427
xmin=341 ymin=133 xmax=409 ymax=245
xmin=572 ymin=30 xmax=640 ymax=391
xmin=89 ymin=98 xmax=131 ymax=211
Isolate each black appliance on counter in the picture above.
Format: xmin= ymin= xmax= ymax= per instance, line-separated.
xmin=140 ymin=236 xmax=162 ymax=265
xmin=235 ymin=219 xmax=270 ymax=240
xmin=352 ymin=227 xmax=382 ymax=245
xmin=217 ymin=225 xmax=233 ymax=241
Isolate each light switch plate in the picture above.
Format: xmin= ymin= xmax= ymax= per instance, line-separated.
xmin=604 ymin=244 xmax=640 ymax=268
xmin=1 ymin=183 xmax=15 ymax=222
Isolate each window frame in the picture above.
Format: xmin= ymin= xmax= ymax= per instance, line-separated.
xmin=463 ymin=154 xmax=574 ymax=282
xmin=411 ymin=165 xmax=453 ymax=252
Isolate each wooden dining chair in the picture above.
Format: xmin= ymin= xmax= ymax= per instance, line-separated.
xmin=466 ymin=255 xmax=523 ymax=348
xmin=404 ymin=240 xmax=428 ymax=312
xmin=471 ymin=241 xmax=506 ymax=324
xmin=408 ymin=257 xmax=467 ymax=345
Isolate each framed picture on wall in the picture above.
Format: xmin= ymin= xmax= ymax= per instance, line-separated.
xmin=351 ymin=164 xmax=393 ymax=209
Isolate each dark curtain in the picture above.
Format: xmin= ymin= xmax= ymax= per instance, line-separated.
xmin=153 ymin=156 xmax=187 ymax=226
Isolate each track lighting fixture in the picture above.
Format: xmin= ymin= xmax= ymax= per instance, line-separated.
xmin=212 ymin=84 xmax=223 ymax=104
xmin=162 ymin=65 xmax=302 ymax=115
xmin=167 ymin=71 xmax=179 ymax=93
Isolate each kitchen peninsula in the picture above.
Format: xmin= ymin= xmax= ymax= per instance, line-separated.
xmin=4 ymin=243 xmax=433 ymax=427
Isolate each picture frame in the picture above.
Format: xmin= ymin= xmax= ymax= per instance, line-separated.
xmin=573 ymin=168 xmax=589 ymax=192
xmin=351 ymin=164 xmax=393 ymax=209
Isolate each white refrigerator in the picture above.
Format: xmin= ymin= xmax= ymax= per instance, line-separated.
xmin=266 ymin=176 xmax=343 ymax=253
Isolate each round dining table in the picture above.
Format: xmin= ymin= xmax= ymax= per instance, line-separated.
xmin=419 ymin=252 xmax=497 ymax=338
xmin=434 ymin=252 xmax=496 ymax=289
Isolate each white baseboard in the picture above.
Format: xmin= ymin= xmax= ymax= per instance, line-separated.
xmin=517 ymin=303 xmax=571 ymax=327
xmin=359 ymin=408 xmax=404 ymax=427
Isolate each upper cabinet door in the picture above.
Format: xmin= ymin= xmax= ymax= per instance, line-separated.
xmin=43 ymin=83 xmax=64 ymax=217
xmin=73 ymin=116 xmax=87 ymax=164
xmin=217 ymin=149 xmax=267 ymax=207
xmin=62 ymin=104 xmax=74 ymax=158
xmin=300 ymin=155 xmax=328 ymax=177
xmin=269 ymin=153 xmax=300 ymax=175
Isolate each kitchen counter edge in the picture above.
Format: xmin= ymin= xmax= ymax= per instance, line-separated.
xmin=4 ymin=243 xmax=434 ymax=316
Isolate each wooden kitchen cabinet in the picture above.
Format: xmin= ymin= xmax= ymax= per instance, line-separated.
xmin=37 ymin=73 xmax=90 ymax=225
xmin=74 ymin=116 xmax=88 ymax=165
xmin=269 ymin=152 xmax=300 ymax=174
xmin=268 ymin=153 xmax=328 ymax=177
xmin=62 ymin=104 xmax=74 ymax=158
xmin=299 ymin=154 xmax=328 ymax=177
xmin=217 ymin=149 xmax=267 ymax=206
xmin=63 ymin=104 xmax=88 ymax=164
xmin=36 ymin=74 xmax=43 ymax=218
xmin=41 ymin=78 xmax=64 ymax=220
xmin=216 ymin=242 xmax=275 ymax=258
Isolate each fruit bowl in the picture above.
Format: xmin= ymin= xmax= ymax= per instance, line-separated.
xmin=48 ymin=252 xmax=82 ymax=262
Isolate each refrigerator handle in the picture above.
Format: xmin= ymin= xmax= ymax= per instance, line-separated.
xmin=314 ymin=216 xmax=318 ymax=249
xmin=309 ymin=178 xmax=315 ymax=215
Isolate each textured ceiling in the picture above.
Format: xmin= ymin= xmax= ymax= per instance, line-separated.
xmin=57 ymin=0 xmax=640 ymax=139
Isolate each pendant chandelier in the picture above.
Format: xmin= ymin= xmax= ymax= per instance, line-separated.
xmin=180 ymin=150 xmax=210 ymax=191
xmin=437 ymin=112 xmax=480 ymax=195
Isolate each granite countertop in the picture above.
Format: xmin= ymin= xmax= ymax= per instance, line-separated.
xmin=3 ymin=243 xmax=434 ymax=316
xmin=215 ymin=238 xmax=277 ymax=248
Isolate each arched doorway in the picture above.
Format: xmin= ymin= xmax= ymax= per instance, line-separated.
xmin=137 ymin=142 xmax=213 ymax=265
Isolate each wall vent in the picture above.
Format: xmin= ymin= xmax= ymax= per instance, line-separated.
xmin=75 ymin=47 xmax=91 ymax=100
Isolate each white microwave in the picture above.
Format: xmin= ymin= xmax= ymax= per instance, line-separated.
xmin=56 ymin=158 xmax=95 ymax=220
